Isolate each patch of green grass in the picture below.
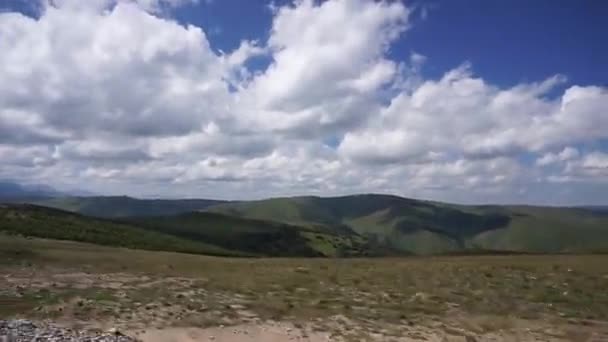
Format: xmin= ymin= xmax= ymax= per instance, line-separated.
xmin=0 ymin=205 xmax=243 ymax=257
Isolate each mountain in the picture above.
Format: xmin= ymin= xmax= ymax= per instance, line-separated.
xmin=0 ymin=181 xmax=64 ymax=199
xmin=29 ymin=196 xmax=226 ymax=218
xmin=0 ymin=203 xmax=243 ymax=256
xmin=206 ymin=195 xmax=608 ymax=255
xmin=5 ymin=193 xmax=608 ymax=256
xmin=583 ymin=206 xmax=608 ymax=215
xmin=0 ymin=203 xmax=388 ymax=257
xmin=129 ymin=212 xmax=390 ymax=257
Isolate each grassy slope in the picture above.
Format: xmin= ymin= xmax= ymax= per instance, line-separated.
xmin=207 ymin=195 xmax=608 ymax=255
xmin=208 ymin=197 xmax=337 ymax=226
xmin=29 ymin=196 xmax=225 ymax=218
xmin=0 ymin=204 xmax=242 ymax=256
xmin=471 ymin=206 xmax=608 ymax=253
xmin=131 ymin=212 xmax=378 ymax=257
xmin=207 ymin=195 xmax=508 ymax=254
xmin=9 ymin=194 xmax=608 ymax=256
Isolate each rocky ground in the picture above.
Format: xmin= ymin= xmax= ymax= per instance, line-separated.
xmin=0 ymin=320 xmax=136 ymax=342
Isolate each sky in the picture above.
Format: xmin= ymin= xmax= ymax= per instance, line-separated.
xmin=0 ymin=0 xmax=607 ymax=204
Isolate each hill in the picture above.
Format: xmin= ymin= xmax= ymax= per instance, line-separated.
xmin=206 ymin=194 xmax=608 ymax=255
xmin=0 ymin=204 xmax=389 ymax=257
xmin=130 ymin=212 xmax=387 ymax=257
xmin=0 ymin=204 xmax=242 ymax=257
xmin=0 ymin=181 xmax=65 ymax=200
xmin=5 ymin=193 xmax=608 ymax=256
xmin=28 ymin=196 xmax=225 ymax=218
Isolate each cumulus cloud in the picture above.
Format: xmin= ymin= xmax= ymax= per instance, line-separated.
xmin=0 ymin=0 xmax=607 ymax=204
xmin=1 ymin=1 xmax=229 ymax=139
xmin=537 ymin=147 xmax=579 ymax=166
xmin=338 ymin=68 xmax=600 ymax=164
xmin=235 ymin=0 xmax=409 ymax=136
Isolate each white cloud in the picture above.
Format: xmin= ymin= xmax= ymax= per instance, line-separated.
xmin=42 ymin=0 xmax=198 ymax=14
xmin=1 ymin=1 xmax=229 ymax=140
xmin=582 ymin=152 xmax=608 ymax=171
xmin=338 ymin=67 xmax=606 ymax=164
xmin=0 ymin=0 xmax=607 ymax=204
xmin=133 ymin=0 xmax=199 ymax=13
xmin=536 ymin=147 xmax=579 ymax=166
xmin=235 ymin=0 xmax=409 ymax=136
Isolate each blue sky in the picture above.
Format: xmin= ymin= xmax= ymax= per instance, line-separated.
xmin=166 ymin=0 xmax=608 ymax=88
xmin=0 ymin=0 xmax=607 ymax=204
xmin=5 ymin=0 xmax=606 ymax=87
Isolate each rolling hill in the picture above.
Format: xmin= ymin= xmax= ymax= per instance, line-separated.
xmin=0 ymin=203 xmax=242 ymax=256
xmin=206 ymin=195 xmax=608 ymax=255
xmin=0 ymin=181 xmax=65 ymax=200
xmin=28 ymin=196 xmax=225 ymax=218
xmin=129 ymin=212 xmax=387 ymax=257
xmin=0 ymin=203 xmax=388 ymax=257
xmin=3 ymin=194 xmax=608 ymax=256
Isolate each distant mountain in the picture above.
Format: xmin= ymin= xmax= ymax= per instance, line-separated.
xmin=583 ymin=206 xmax=608 ymax=215
xmin=0 ymin=181 xmax=64 ymax=199
xmin=206 ymin=194 xmax=608 ymax=255
xmin=5 ymin=192 xmax=608 ymax=256
xmin=0 ymin=182 xmax=223 ymax=218
xmin=129 ymin=212 xmax=390 ymax=257
xmin=31 ymin=196 xmax=226 ymax=218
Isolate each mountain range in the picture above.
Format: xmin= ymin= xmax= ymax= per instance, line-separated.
xmin=2 ymin=182 xmax=608 ymax=257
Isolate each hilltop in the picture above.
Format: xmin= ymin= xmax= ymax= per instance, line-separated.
xmin=206 ymin=194 xmax=608 ymax=255
xmin=3 ymin=193 xmax=608 ymax=256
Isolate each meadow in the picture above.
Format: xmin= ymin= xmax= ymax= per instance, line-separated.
xmin=2 ymin=234 xmax=608 ymax=341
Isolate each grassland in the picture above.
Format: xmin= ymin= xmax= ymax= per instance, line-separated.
xmin=2 ymin=235 xmax=608 ymax=341
xmin=7 ymin=193 xmax=608 ymax=256
xmin=0 ymin=204 xmax=379 ymax=258
xmin=207 ymin=195 xmax=608 ymax=255
xmin=131 ymin=212 xmax=374 ymax=257
xmin=0 ymin=204 xmax=243 ymax=257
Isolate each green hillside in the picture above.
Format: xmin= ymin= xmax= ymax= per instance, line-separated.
xmin=0 ymin=204 xmax=387 ymax=257
xmin=206 ymin=195 xmax=608 ymax=255
xmin=470 ymin=206 xmax=608 ymax=253
xmin=29 ymin=196 xmax=225 ymax=218
xmin=6 ymin=194 xmax=608 ymax=256
xmin=131 ymin=212 xmax=386 ymax=257
xmin=0 ymin=204 xmax=242 ymax=256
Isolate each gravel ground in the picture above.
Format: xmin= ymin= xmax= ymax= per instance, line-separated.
xmin=0 ymin=320 xmax=138 ymax=342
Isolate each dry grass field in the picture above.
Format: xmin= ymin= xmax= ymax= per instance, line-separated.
xmin=2 ymin=235 xmax=608 ymax=341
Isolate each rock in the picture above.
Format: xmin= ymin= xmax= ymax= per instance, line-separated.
xmin=1 ymin=319 xmax=138 ymax=341
xmin=108 ymin=327 xmax=122 ymax=335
